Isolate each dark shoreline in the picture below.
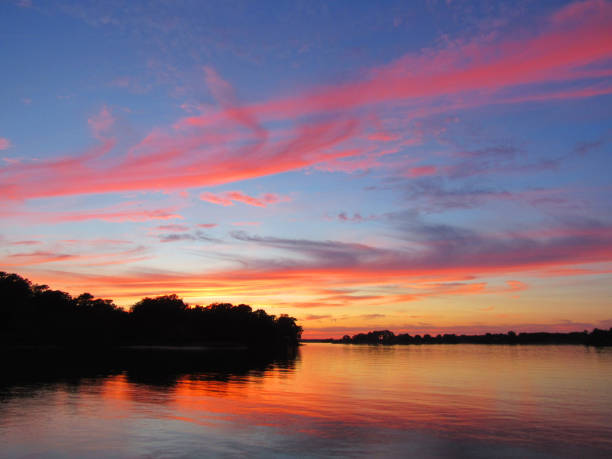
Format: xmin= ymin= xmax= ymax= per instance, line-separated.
xmin=1 ymin=271 xmax=302 ymax=351
xmin=304 ymin=328 xmax=612 ymax=346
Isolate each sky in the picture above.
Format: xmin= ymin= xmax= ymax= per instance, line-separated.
xmin=1 ymin=0 xmax=611 ymax=338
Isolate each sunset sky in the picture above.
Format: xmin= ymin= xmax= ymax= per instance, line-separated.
xmin=1 ymin=0 xmax=611 ymax=338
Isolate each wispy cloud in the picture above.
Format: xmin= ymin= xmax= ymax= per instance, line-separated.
xmin=0 ymin=137 xmax=11 ymax=150
xmin=88 ymin=105 xmax=115 ymax=140
xmin=154 ymin=224 xmax=190 ymax=232
xmin=19 ymin=213 xmax=610 ymax=305
xmin=1 ymin=246 xmax=149 ymax=268
xmin=9 ymin=240 xmax=41 ymax=246
xmin=52 ymin=208 xmax=182 ymax=223
xmin=2 ymin=202 xmax=183 ymax=223
xmin=231 ymin=221 xmax=261 ymax=227
xmin=156 ymin=230 xmax=218 ymax=243
xmin=200 ymin=190 xmax=289 ymax=208
xmin=1 ymin=1 xmax=610 ymax=202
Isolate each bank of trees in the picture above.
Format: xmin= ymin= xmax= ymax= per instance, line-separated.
xmin=0 ymin=272 xmax=301 ymax=348
xmin=337 ymin=328 xmax=612 ymax=346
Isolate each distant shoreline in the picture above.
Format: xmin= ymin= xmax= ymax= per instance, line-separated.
xmin=303 ymin=328 xmax=612 ymax=346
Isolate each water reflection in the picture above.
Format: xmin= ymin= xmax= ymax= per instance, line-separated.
xmin=1 ymin=346 xmax=298 ymax=391
xmin=1 ymin=344 xmax=611 ymax=458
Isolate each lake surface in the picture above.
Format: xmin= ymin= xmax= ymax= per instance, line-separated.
xmin=1 ymin=343 xmax=611 ymax=458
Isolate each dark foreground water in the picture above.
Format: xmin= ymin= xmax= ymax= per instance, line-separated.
xmin=1 ymin=344 xmax=611 ymax=458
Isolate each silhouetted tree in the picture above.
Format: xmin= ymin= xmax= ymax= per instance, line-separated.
xmin=333 ymin=325 xmax=612 ymax=346
xmin=0 ymin=272 xmax=302 ymax=349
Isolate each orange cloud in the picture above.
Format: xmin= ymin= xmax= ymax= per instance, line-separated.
xmin=14 ymin=221 xmax=610 ymax=309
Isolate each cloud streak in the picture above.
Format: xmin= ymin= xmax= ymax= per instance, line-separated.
xmin=0 ymin=137 xmax=11 ymax=150
xmin=16 ymin=216 xmax=610 ymax=313
xmin=1 ymin=1 xmax=610 ymax=202
xmin=200 ymin=190 xmax=289 ymax=208
xmin=1 ymin=246 xmax=149 ymax=268
xmin=2 ymin=203 xmax=183 ymax=223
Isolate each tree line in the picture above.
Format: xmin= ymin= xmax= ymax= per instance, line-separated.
xmin=334 ymin=328 xmax=612 ymax=346
xmin=0 ymin=272 xmax=302 ymax=348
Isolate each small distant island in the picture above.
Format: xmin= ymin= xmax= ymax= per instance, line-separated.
xmin=324 ymin=329 xmax=612 ymax=346
xmin=0 ymin=272 xmax=302 ymax=350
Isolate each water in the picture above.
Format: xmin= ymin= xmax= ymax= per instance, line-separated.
xmin=1 ymin=344 xmax=611 ymax=458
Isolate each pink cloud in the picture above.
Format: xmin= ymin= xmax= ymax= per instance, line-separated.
xmin=88 ymin=106 xmax=115 ymax=140
xmin=53 ymin=208 xmax=183 ymax=223
xmin=4 ymin=251 xmax=77 ymax=265
xmin=231 ymin=221 xmax=261 ymax=227
xmin=179 ymin=0 xmax=612 ymax=125
xmin=260 ymin=193 xmax=286 ymax=204
xmin=203 ymin=66 xmax=267 ymax=137
xmin=19 ymin=220 xmax=611 ymax=311
xmin=0 ymin=113 xmax=360 ymax=201
xmin=197 ymin=223 xmax=218 ymax=228
xmin=2 ymin=203 xmax=184 ymax=223
xmin=17 ymin=217 xmax=611 ymax=307
xmin=498 ymin=82 xmax=612 ymax=104
xmin=201 ymin=190 xmax=289 ymax=208
xmin=154 ymin=224 xmax=190 ymax=231
xmin=407 ymin=165 xmax=437 ymax=177
xmin=1 ymin=246 xmax=149 ymax=268
xmin=315 ymin=147 xmax=399 ymax=173
xmin=1 ymin=1 xmax=610 ymax=202
xmin=225 ymin=191 xmax=265 ymax=207
xmin=0 ymin=137 xmax=11 ymax=150
xmin=550 ymin=0 xmax=609 ymax=25
xmin=200 ymin=192 xmax=234 ymax=206
xmin=367 ymin=132 xmax=400 ymax=142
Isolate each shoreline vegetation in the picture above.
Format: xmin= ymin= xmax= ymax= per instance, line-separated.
xmin=0 ymin=272 xmax=302 ymax=350
xmin=4 ymin=271 xmax=610 ymax=350
xmin=307 ymin=328 xmax=612 ymax=346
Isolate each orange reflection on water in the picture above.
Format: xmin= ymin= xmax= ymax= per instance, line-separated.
xmin=2 ymin=344 xmax=611 ymax=457
xmin=95 ymin=344 xmax=612 ymax=452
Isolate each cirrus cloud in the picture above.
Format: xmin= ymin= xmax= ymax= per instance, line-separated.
xmin=0 ymin=137 xmax=11 ymax=150
xmin=200 ymin=190 xmax=290 ymax=208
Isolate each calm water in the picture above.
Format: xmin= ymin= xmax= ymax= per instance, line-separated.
xmin=1 ymin=344 xmax=611 ymax=458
